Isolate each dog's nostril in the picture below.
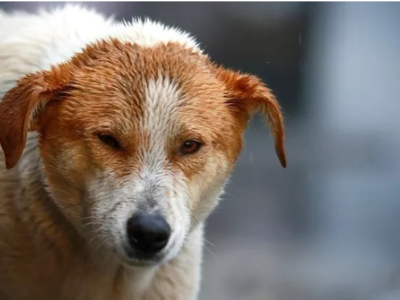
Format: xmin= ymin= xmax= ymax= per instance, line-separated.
xmin=127 ymin=213 xmax=171 ymax=255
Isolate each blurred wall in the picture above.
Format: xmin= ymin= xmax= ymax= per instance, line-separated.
xmin=301 ymin=3 xmax=400 ymax=300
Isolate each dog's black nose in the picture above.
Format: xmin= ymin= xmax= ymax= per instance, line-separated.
xmin=127 ymin=213 xmax=171 ymax=255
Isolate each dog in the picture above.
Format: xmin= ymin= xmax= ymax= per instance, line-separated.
xmin=0 ymin=5 xmax=286 ymax=300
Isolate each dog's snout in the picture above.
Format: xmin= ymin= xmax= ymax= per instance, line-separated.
xmin=127 ymin=213 xmax=171 ymax=255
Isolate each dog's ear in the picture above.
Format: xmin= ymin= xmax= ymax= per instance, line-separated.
xmin=215 ymin=68 xmax=287 ymax=168
xmin=0 ymin=64 xmax=73 ymax=170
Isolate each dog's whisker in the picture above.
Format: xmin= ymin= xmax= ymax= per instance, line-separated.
xmin=223 ymin=192 xmax=237 ymax=201
xmin=203 ymin=238 xmax=218 ymax=250
xmin=202 ymin=240 xmax=220 ymax=264
xmin=191 ymin=215 xmax=200 ymax=226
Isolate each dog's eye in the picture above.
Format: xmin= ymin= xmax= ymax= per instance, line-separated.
xmin=179 ymin=140 xmax=202 ymax=155
xmin=98 ymin=134 xmax=121 ymax=150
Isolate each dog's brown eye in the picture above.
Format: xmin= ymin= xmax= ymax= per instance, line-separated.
xmin=180 ymin=140 xmax=202 ymax=155
xmin=98 ymin=134 xmax=120 ymax=150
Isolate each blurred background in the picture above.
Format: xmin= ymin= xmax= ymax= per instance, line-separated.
xmin=1 ymin=2 xmax=400 ymax=300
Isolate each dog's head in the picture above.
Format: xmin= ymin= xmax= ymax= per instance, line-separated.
xmin=0 ymin=40 xmax=286 ymax=266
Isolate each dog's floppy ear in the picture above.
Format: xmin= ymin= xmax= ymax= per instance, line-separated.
xmin=0 ymin=64 xmax=72 ymax=170
xmin=216 ymin=68 xmax=287 ymax=168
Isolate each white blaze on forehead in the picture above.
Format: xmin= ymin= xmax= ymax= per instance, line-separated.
xmin=142 ymin=77 xmax=182 ymax=163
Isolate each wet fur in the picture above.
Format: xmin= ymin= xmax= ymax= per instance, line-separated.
xmin=0 ymin=5 xmax=286 ymax=300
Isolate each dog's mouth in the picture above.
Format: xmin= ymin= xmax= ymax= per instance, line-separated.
xmin=122 ymin=257 xmax=162 ymax=267
xmin=121 ymin=247 xmax=166 ymax=267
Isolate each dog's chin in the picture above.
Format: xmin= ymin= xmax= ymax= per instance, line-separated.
xmin=121 ymin=257 xmax=161 ymax=268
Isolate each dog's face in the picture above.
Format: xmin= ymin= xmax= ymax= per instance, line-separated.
xmin=0 ymin=41 xmax=286 ymax=266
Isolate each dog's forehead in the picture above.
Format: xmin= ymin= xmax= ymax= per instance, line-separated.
xmin=69 ymin=41 xmax=226 ymax=128
xmin=73 ymin=41 xmax=209 ymax=83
